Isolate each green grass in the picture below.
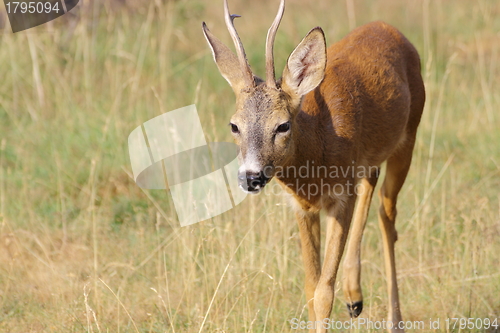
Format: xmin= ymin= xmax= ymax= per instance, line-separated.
xmin=0 ymin=0 xmax=499 ymax=332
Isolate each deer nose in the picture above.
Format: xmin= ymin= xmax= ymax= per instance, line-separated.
xmin=238 ymin=171 xmax=269 ymax=193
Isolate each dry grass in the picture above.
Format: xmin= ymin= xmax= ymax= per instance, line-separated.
xmin=0 ymin=0 xmax=499 ymax=332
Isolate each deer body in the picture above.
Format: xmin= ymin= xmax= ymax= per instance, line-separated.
xmin=203 ymin=2 xmax=424 ymax=332
xmin=279 ymin=21 xmax=423 ymax=208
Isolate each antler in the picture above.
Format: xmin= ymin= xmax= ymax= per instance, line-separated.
xmin=265 ymin=0 xmax=285 ymax=89
xmin=224 ymin=0 xmax=254 ymax=87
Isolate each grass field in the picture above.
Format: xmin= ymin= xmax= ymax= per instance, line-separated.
xmin=0 ymin=0 xmax=499 ymax=332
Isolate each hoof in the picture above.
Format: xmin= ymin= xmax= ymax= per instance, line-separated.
xmin=347 ymin=301 xmax=363 ymax=318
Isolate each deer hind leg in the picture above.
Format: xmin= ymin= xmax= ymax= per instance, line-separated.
xmin=378 ymin=137 xmax=416 ymax=333
xmin=296 ymin=210 xmax=321 ymax=330
xmin=342 ymin=170 xmax=379 ymax=318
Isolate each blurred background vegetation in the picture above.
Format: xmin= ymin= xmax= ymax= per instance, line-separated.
xmin=0 ymin=0 xmax=499 ymax=332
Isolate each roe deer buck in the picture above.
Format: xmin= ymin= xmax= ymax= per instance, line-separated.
xmin=202 ymin=1 xmax=425 ymax=332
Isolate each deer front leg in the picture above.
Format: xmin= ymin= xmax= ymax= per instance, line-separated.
xmin=296 ymin=210 xmax=321 ymax=331
xmin=314 ymin=196 xmax=356 ymax=333
xmin=343 ymin=172 xmax=379 ymax=317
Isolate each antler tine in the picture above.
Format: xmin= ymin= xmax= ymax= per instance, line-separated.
xmin=224 ymin=0 xmax=254 ymax=87
xmin=265 ymin=0 xmax=285 ymax=89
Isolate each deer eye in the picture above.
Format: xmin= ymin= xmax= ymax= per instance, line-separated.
xmin=276 ymin=122 xmax=290 ymax=133
xmin=230 ymin=123 xmax=240 ymax=134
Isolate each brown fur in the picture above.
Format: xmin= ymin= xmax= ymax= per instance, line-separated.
xmin=203 ymin=3 xmax=425 ymax=331
xmin=279 ymin=21 xmax=424 ymax=208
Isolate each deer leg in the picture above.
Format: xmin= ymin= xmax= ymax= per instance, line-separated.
xmin=313 ymin=196 xmax=356 ymax=333
xmin=296 ymin=210 xmax=321 ymax=329
xmin=342 ymin=171 xmax=379 ymax=318
xmin=378 ymin=142 xmax=415 ymax=333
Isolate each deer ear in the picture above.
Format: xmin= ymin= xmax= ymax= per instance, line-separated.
xmin=281 ymin=27 xmax=326 ymax=99
xmin=202 ymin=22 xmax=247 ymax=94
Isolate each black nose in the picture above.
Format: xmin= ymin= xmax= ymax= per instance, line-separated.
xmin=239 ymin=171 xmax=269 ymax=192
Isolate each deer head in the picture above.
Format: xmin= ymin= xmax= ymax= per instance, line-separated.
xmin=202 ymin=0 xmax=326 ymax=193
